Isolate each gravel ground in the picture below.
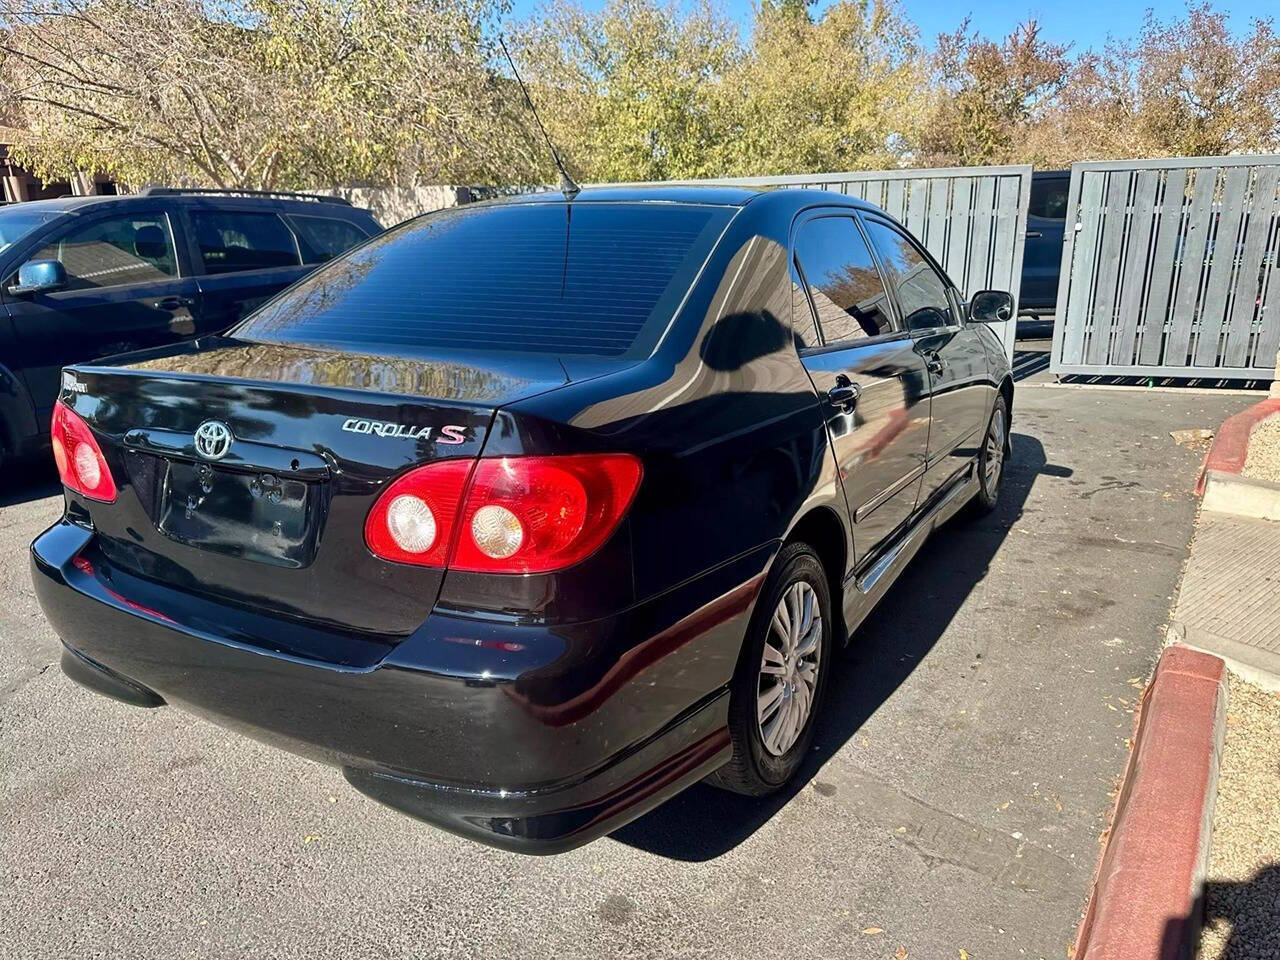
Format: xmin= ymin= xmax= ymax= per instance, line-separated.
xmin=1200 ymin=674 xmax=1280 ymax=960
xmin=1242 ymin=414 xmax=1280 ymax=484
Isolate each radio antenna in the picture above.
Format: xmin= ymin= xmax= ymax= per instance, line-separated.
xmin=498 ymin=35 xmax=581 ymax=200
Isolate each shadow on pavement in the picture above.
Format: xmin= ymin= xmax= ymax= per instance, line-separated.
xmin=612 ymin=431 xmax=1070 ymax=861
xmin=0 ymin=456 xmax=60 ymax=508
xmin=1163 ymin=867 xmax=1280 ymax=960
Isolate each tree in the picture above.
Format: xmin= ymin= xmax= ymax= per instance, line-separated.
xmin=516 ymin=0 xmax=926 ymax=182
xmin=717 ymin=0 xmax=926 ymax=175
xmin=916 ymin=19 xmax=1070 ymax=167
xmin=1017 ymin=4 xmax=1280 ymax=164
xmin=514 ymin=0 xmax=742 ymax=182
xmin=0 ymin=0 xmax=542 ymax=189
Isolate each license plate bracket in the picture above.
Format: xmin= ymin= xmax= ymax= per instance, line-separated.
xmin=156 ymin=459 xmax=319 ymax=568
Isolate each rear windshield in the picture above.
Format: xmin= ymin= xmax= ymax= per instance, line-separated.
xmin=235 ymin=202 xmax=732 ymax=358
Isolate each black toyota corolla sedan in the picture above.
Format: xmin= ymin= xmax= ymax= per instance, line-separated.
xmin=31 ymin=186 xmax=1013 ymax=853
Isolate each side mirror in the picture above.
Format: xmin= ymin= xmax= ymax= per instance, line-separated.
xmin=9 ymin=259 xmax=67 ymax=296
xmin=968 ymin=289 xmax=1013 ymax=324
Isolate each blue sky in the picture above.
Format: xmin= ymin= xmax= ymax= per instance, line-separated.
xmin=507 ymin=0 xmax=1274 ymax=53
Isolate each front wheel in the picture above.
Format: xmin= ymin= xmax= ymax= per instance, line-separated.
xmin=968 ymin=393 xmax=1009 ymax=516
xmin=707 ymin=542 xmax=833 ymax=796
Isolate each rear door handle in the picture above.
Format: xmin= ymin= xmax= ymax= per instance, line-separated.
xmin=922 ymin=351 xmax=944 ymax=375
xmin=1026 ymin=231 xmax=1043 ymax=239
xmin=827 ymin=380 xmax=861 ymax=412
xmin=153 ymin=296 xmax=193 ymax=311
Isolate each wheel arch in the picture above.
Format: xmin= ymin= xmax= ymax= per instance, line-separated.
xmin=782 ymin=505 xmax=849 ymax=648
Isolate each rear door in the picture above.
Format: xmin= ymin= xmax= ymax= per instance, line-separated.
xmin=861 ymin=215 xmax=994 ymax=508
xmin=181 ymin=205 xmax=311 ymax=331
xmin=286 ymin=213 xmax=376 ymax=265
xmin=791 ymin=212 xmax=931 ymax=565
xmin=2 ymin=207 xmax=199 ymax=423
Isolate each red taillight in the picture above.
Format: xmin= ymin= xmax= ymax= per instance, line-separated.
xmin=364 ymin=454 xmax=642 ymax=574
xmin=51 ymin=402 xmax=117 ymax=502
xmin=363 ymin=459 xmax=473 ymax=567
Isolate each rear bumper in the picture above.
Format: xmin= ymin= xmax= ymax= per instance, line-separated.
xmin=32 ymin=520 xmax=764 ymax=853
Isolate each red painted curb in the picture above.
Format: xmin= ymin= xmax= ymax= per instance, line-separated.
xmin=1073 ymin=644 xmax=1227 ymax=960
xmin=1196 ymin=397 xmax=1280 ymax=495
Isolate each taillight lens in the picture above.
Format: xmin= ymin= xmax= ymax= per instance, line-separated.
xmin=363 ymin=459 xmax=473 ymax=567
xmin=364 ymin=454 xmax=642 ymax=574
xmin=51 ymin=402 xmax=117 ymax=502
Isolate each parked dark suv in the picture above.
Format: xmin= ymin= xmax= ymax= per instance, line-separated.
xmin=0 ymin=188 xmax=381 ymax=469
xmin=31 ymin=186 xmax=1013 ymax=853
xmin=1018 ymin=170 xmax=1070 ymax=318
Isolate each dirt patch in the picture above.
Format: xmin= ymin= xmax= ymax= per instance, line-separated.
xmin=1242 ymin=414 xmax=1280 ymax=485
xmin=1199 ymin=674 xmax=1280 ymax=959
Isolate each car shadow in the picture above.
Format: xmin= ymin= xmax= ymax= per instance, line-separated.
xmin=611 ymin=431 xmax=1068 ymax=861
xmin=0 ymin=456 xmax=61 ymax=508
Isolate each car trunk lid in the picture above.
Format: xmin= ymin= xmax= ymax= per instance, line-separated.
xmin=60 ymin=337 xmax=572 ymax=642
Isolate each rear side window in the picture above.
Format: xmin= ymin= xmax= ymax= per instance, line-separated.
xmin=236 ymin=203 xmax=731 ymax=358
xmin=31 ymin=213 xmax=176 ymax=290
xmin=793 ymin=216 xmax=896 ymax=344
xmin=191 ymin=211 xmax=301 ymax=275
xmin=862 ymin=219 xmax=956 ymax=332
xmin=289 ymin=215 xmax=371 ymax=264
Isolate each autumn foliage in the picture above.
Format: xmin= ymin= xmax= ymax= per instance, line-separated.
xmin=0 ymin=0 xmax=1276 ymax=190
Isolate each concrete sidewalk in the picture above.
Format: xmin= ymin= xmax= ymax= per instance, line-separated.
xmin=1174 ymin=406 xmax=1280 ymax=689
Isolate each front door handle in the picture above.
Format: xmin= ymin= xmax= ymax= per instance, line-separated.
xmin=922 ymin=351 xmax=944 ymax=375
xmin=827 ymin=379 xmax=861 ymax=412
xmin=152 ymin=296 xmax=193 ymax=311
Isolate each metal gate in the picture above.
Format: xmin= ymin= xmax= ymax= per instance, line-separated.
xmin=1051 ymin=156 xmax=1280 ymax=380
xmin=616 ymin=165 xmax=1033 ymax=361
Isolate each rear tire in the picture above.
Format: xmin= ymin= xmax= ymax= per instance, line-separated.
xmin=967 ymin=394 xmax=1008 ymax=517
xmin=707 ymin=542 xmax=833 ymax=796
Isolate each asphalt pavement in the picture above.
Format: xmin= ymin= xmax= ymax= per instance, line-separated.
xmin=0 ymin=374 xmax=1258 ymax=960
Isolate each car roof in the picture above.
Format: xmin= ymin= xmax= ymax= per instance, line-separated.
xmin=488 ymin=183 xmax=882 ymax=211
xmin=7 ymin=192 xmax=362 ymax=216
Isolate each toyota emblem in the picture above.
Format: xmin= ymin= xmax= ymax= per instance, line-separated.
xmin=194 ymin=420 xmax=233 ymax=461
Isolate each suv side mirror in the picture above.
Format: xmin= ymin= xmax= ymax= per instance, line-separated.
xmin=9 ymin=259 xmax=67 ymax=296
xmin=968 ymin=289 xmax=1013 ymax=324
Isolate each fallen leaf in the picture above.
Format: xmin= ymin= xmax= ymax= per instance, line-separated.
xmin=862 ymin=927 xmax=884 ymax=935
xmin=895 ymin=946 xmax=909 ymax=960
xmin=303 ymin=834 xmax=321 ymax=844
xmin=998 ymin=801 xmax=1011 ymax=811
xmin=959 ymin=951 xmax=969 ymax=960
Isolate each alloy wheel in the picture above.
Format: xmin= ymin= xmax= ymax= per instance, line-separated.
xmin=984 ymin=409 xmax=1006 ymax=492
xmin=757 ymin=580 xmax=823 ymax=757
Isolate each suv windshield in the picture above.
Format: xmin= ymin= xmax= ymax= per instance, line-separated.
xmin=235 ymin=201 xmax=733 ymax=359
xmin=0 ymin=206 xmax=62 ymax=255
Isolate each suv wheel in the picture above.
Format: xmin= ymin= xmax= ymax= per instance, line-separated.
xmin=708 ymin=542 xmax=832 ymax=796
xmin=969 ymin=394 xmax=1009 ymax=515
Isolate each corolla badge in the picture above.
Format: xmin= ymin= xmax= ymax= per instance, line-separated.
xmin=194 ymin=420 xmax=234 ymax=460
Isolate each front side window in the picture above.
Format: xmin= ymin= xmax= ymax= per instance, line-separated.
xmin=861 ymin=219 xmax=955 ymax=332
xmin=288 ymin=215 xmax=371 ymax=264
xmin=1029 ymin=177 xmax=1070 ymax=220
xmin=30 ymin=213 xmax=176 ymax=291
xmin=191 ymin=211 xmax=301 ymax=275
xmin=793 ymin=215 xmax=896 ymax=345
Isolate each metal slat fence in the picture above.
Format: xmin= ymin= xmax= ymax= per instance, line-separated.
xmin=610 ymin=166 xmax=1033 ymax=362
xmin=1051 ymin=156 xmax=1280 ymax=379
